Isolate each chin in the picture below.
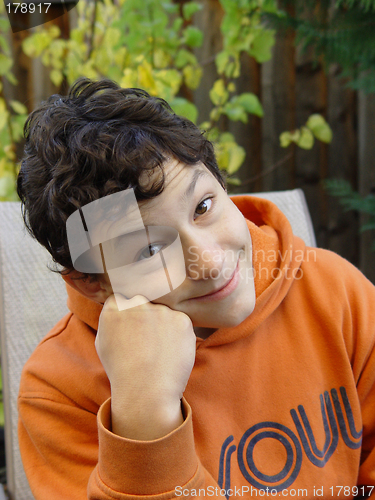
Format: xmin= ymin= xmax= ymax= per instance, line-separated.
xmin=224 ymin=300 xmax=256 ymax=327
xmin=198 ymin=305 xmax=255 ymax=329
xmin=220 ymin=311 xmax=250 ymax=328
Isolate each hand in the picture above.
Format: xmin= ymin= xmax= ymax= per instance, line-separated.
xmin=95 ymin=294 xmax=196 ymax=440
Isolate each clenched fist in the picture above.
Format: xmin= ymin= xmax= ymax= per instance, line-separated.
xmin=95 ymin=294 xmax=196 ymax=440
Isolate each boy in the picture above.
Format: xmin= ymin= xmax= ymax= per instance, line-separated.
xmin=17 ymin=78 xmax=375 ymax=499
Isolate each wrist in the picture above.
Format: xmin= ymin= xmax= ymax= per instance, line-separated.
xmin=110 ymin=396 xmax=184 ymax=440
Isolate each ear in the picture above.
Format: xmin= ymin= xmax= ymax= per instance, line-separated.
xmin=62 ymin=271 xmax=113 ymax=304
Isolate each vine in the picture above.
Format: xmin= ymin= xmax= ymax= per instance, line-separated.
xmin=1 ymin=0 xmax=331 ymax=199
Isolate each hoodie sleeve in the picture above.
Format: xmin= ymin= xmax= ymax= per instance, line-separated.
xmin=18 ymin=389 xmax=221 ymax=499
xmin=87 ymin=398 xmax=222 ymax=499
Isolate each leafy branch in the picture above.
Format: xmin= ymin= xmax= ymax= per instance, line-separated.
xmin=325 ymin=179 xmax=375 ymax=250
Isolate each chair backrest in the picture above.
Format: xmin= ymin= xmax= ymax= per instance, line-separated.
xmin=0 ymin=203 xmax=68 ymax=500
xmin=241 ymin=188 xmax=317 ymax=247
xmin=0 ymin=188 xmax=315 ymax=499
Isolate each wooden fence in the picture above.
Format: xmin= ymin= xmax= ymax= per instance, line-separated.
xmin=4 ymin=0 xmax=375 ymax=283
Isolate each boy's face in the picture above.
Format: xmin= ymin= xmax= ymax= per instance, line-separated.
xmin=105 ymin=158 xmax=256 ymax=329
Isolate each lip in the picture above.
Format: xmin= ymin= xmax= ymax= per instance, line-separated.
xmin=189 ymin=260 xmax=240 ymax=302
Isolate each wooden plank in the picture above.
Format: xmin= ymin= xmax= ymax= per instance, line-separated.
xmin=358 ymin=91 xmax=375 ymax=283
xmin=228 ymin=53 xmax=262 ymax=193
xmin=294 ymin=47 xmax=328 ymax=249
xmin=326 ymin=65 xmax=359 ymax=269
xmin=260 ymin=28 xmax=296 ymax=193
xmin=193 ymin=0 xmax=223 ymax=124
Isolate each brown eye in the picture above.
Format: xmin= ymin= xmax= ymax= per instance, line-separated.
xmin=194 ymin=198 xmax=213 ymax=218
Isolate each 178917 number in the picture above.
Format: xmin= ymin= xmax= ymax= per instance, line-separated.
xmin=7 ymin=3 xmax=51 ymax=14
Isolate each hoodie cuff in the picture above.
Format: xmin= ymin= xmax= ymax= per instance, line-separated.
xmin=97 ymin=397 xmax=198 ymax=495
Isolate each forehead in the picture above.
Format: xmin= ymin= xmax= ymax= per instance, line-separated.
xmin=138 ymin=160 xmax=213 ymax=216
xmin=85 ymin=160 xmax=214 ymax=243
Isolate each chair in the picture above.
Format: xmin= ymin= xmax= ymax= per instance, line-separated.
xmin=0 ymin=188 xmax=316 ymax=500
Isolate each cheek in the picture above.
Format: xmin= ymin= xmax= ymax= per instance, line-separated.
xmin=221 ymin=204 xmax=249 ymax=246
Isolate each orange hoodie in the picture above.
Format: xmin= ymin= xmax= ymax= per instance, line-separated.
xmin=18 ymin=196 xmax=375 ymax=499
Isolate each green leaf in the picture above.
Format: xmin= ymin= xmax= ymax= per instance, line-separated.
xmin=183 ymin=64 xmax=202 ymax=90
xmin=223 ymin=102 xmax=248 ymax=123
xmin=175 ymin=49 xmax=197 ymax=68
xmin=137 ymin=59 xmax=157 ymax=92
xmin=183 ymin=26 xmax=203 ymax=48
xmin=306 ymin=114 xmax=333 ymax=143
xmin=0 ymin=110 xmax=9 ymax=132
xmin=219 ymin=132 xmax=236 ymax=143
xmin=50 ymin=69 xmax=63 ymax=87
xmin=216 ymin=51 xmax=240 ymax=78
xmin=0 ymin=175 xmax=15 ymax=198
xmin=297 ymin=126 xmax=314 ymax=149
xmin=205 ymin=126 xmax=220 ymax=142
xmin=155 ymin=69 xmax=182 ymax=99
xmin=215 ymin=51 xmax=231 ymax=74
xmin=153 ymin=49 xmax=171 ymax=69
xmin=215 ymin=132 xmax=246 ymax=174
xmin=0 ymin=54 xmax=12 ymax=76
xmin=121 ymin=68 xmax=138 ymax=89
xmin=6 ymin=72 xmax=17 ymax=85
xmin=22 ymin=31 xmax=53 ymax=57
xmin=161 ymin=2 xmax=179 ymax=14
xmin=209 ymin=107 xmax=222 ymax=121
xmin=262 ymin=0 xmax=280 ymax=14
xmin=226 ymin=143 xmax=246 ymax=174
xmin=249 ymin=30 xmax=275 ymax=63
xmin=182 ymin=1 xmax=202 ymax=20
xmin=226 ymin=177 xmax=242 ymax=186
xmin=360 ymin=221 xmax=375 ymax=232
xmin=280 ymin=131 xmax=291 ymax=148
xmin=209 ymin=79 xmax=229 ymax=106
xmin=9 ymin=100 xmax=27 ymax=115
xmin=324 ymin=178 xmax=353 ymax=198
xmin=236 ymin=92 xmax=264 ymax=117
xmin=10 ymin=115 xmax=26 ymax=142
xmin=170 ymin=97 xmax=198 ymax=123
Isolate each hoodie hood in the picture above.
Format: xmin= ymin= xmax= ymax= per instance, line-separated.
xmin=66 ymin=195 xmax=306 ymax=345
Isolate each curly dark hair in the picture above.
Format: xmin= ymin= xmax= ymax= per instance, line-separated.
xmin=17 ymin=78 xmax=226 ymax=276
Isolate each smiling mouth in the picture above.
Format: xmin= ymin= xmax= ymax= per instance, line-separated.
xmin=189 ymin=260 xmax=240 ymax=301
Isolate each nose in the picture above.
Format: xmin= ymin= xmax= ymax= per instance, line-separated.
xmin=183 ymin=237 xmax=226 ymax=281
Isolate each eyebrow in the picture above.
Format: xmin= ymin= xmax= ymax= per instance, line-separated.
xmin=182 ymin=168 xmax=210 ymax=202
